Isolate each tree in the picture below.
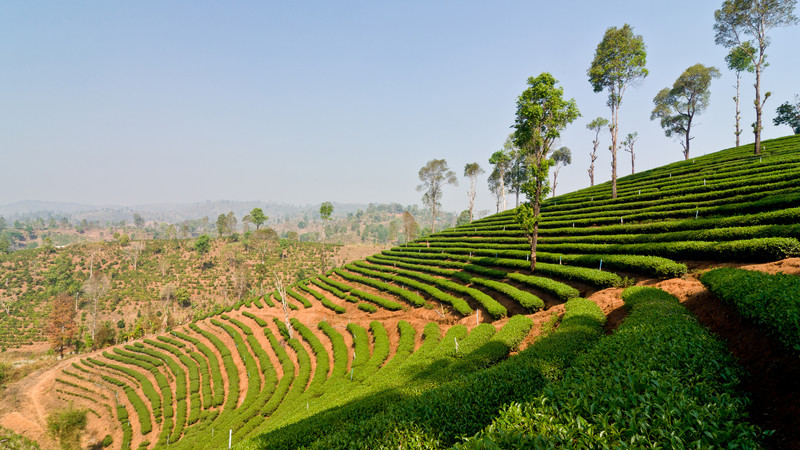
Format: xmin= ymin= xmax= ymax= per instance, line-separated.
xmin=550 ymin=147 xmax=572 ymax=198
xmin=463 ymin=163 xmax=484 ymax=222
xmin=488 ymin=138 xmax=513 ymax=211
xmin=124 ymin=241 xmax=145 ymax=270
xmin=216 ymin=214 xmax=229 ymax=237
xmin=250 ymin=208 xmax=267 ymax=230
xmin=514 ymin=73 xmax=580 ymax=271
xmin=588 ymin=24 xmax=648 ymax=198
xmin=456 ymin=210 xmax=471 ymax=226
xmin=319 ymin=202 xmax=334 ymax=221
xmin=47 ymin=294 xmax=77 ymax=358
xmin=194 ymin=234 xmax=211 ymax=256
xmin=416 ymin=159 xmax=458 ymax=233
xmin=402 ymin=211 xmax=419 ymax=243
xmin=505 ymin=143 xmax=528 ymax=207
xmin=83 ymin=274 xmax=110 ymax=341
xmin=242 ymin=214 xmax=252 ymax=233
xmin=133 ymin=213 xmax=144 ymax=229
xmin=586 ymin=117 xmax=609 ymax=186
xmin=487 ymin=170 xmax=504 ymax=213
xmin=225 ymin=211 xmax=237 ymax=234
xmin=651 ymin=64 xmax=721 ymax=160
xmin=725 ymin=43 xmax=756 ymax=146
xmin=622 ymin=132 xmax=638 ymax=174
xmin=47 ymin=407 xmax=87 ymax=450
xmin=773 ymin=95 xmax=800 ymax=134
xmin=714 ymin=0 xmax=798 ymax=154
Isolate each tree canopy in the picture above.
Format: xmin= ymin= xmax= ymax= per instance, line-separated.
xmin=319 ymin=202 xmax=334 ymax=221
xmin=714 ymin=0 xmax=798 ymax=154
xmin=651 ymin=64 xmax=721 ymax=159
xmin=250 ymin=208 xmax=267 ymax=230
xmin=588 ymin=24 xmax=647 ymax=198
xmin=417 ymin=159 xmax=457 ymax=233
xmin=513 ymin=72 xmax=580 ymax=270
xmin=774 ymin=95 xmax=800 ymax=134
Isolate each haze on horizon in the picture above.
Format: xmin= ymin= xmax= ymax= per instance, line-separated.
xmin=2 ymin=1 xmax=798 ymax=215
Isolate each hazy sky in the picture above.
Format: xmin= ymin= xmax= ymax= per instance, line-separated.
xmin=2 ymin=1 xmax=798 ymax=214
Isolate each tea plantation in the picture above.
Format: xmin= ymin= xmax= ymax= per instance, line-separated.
xmin=48 ymin=135 xmax=800 ymax=448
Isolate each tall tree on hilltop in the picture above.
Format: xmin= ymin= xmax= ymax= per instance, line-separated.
xmin=773 ymin=95 xmax=800 ymax=134
xmin=83 ymin=274 xmax=110 ymax=342
xmin=47 ymin=294 xmax=77 ymax=358
xmin=514 ymin=73 xmax=580 ymax=271
xmin=488 ymin=170 xmax=504 ymax=213
xmin=622 ymin=132 xmax=638 ymax=174
xmin=216 ymin=214 xmax=229 ymax=237
xmin=402 ymin=211 xmax=419 ymax=243
xmin=588 ymin=24 xmax=648 ymax=198
xmin=489 ymin=136 xmax=514 ymax=211
xmin=225 ymin=211 xmax=237 ymax=234
xmin=714 ymin=0 xmax=798 ymax=154
xmin=550 ymin=147 xmax=572 ymax=198
xmin=505 ymin=143 xmax=528 ymax=207
xmin=586 ymin=117 xmax=609 ymax=186
xmin=250 ymin=208 xmax=267 ymax=230
xmin=725 ymin=43 xmax=756 ymax=147
xmin=463 ymin=162 xmax=484 ymax=222
xmin=651 ymin=64 xmax=721 ymax=160
xmin=417 ymin=159 xmax=458 ymax=234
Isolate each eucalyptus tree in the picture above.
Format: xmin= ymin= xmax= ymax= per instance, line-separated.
xmin=725 ymin=43 xmax=756 ymax=147
xmin=588 ymin=24 xmax=648 ymax=198
xmin=488 ymin=170 xmax=504 ymax=213
xmin=417 ymin=159 xmax=458 ymax=233
xmin=586 ymin=117 xmax=609 ymax=186
xmin=550 ymin=147 xmax=572 ymax=198
xmin=773 ymin=95 xmax=800 ymax=134
xmin=651 ymin=64 xmax=721 ymax=160
xmin=513 ymin=73 xmax=580 ymax=271
xmin=622 ymin=132 xmax=638 ymax=174
xmin=463 ymin=162 xmax=484 ymax=222
xmin=714 ymin=0 xmax=798 ymax=154
xmin=489 ymin=135 xmax=514 ymax=210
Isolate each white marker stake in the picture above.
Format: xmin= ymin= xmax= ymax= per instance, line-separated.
xmin=229 ymin=429 xmax=232 ymax=449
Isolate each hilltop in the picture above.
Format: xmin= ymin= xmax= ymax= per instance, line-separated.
xmin=1 ymin=135 xmax=799 ymax=449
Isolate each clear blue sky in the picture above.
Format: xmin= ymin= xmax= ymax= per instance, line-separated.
xmin=1 ymin=1 xmax=797 ymax=215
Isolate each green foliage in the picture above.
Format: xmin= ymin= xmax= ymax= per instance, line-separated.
xmin=319 ymin=202 xmax=334 ymax=221
xmin=651 ymin=64 xmax=721 ymax=158
xmin=193 ymin=234 xmax=211 ymax=255
xmin=462 ymin=287 xmax=762 ymax=448
xmin=774 ymin=95 xmax=800 ymax=134
xmin=701 ymin=267 xmax=800 ymax=352
xmin=250 ymin=208 xmax=268 ymax=230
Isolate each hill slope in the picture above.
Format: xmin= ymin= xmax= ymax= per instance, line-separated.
xmin=4 ymin=135 xmax=800 ymax=449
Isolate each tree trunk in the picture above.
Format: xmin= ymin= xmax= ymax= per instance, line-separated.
xmin=611 ymin=101 xmax=619 ymax=199
xmin=734 ymin=73 xmax=741 ymax=147
xmin=431 ymin=202 xmax=436 ymax=233
xmin=684 ymin=118 xmax=692 ymax=160
xmin=754 ymin=65 xmax=762 ymax=155
xmin=530 ymin=179 xmax=543 ymax=272
xmin=631 ymin=151 xmax=635 ymax=174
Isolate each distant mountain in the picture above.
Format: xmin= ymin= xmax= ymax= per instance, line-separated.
xmin=0 ymin=200 xmax=101 ymax=216
xmin=0 ymin=200 xmax=413 ymax=224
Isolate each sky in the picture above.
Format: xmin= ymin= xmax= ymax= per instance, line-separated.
xmin=1 ymin=1 xmax=798 ymax=216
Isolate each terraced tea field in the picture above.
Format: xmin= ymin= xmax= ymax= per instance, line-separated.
xmin=4 ymin=135 xmax=800 ymax=448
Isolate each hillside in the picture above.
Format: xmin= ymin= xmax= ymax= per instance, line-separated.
xmin=2 ymin=135 xmax=800 ymax=449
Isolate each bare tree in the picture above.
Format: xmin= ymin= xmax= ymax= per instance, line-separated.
xmin=550 ymin=147 xmax=572 ymax=198
xmin=402 ymin=212 xmax=419 ymax=243
xmin=274 ymin=274 xmax=293 ymax=339
xmin=83 ymin=274 xmax=110 ymax=341
xmin=158 ymin=257 xmax=170 ymax=278
xmin=463 ymin=163 xmax=485 ymax=222
xmin=586 ymin=117 xmax=609 ymax=186
xmin=124 ymin=242 xmax=145 ymax=270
